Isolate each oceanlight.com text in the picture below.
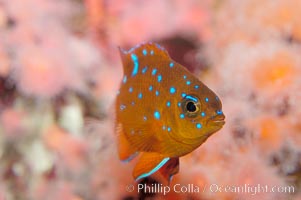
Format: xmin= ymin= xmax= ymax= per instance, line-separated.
xmin=209 ymin=183 xmax=295 ymax=195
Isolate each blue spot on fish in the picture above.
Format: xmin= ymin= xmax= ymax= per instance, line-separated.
xmin=120 ymin=104 xmax=126 ymax=110
xmin=194 ymin=85 xmax=199 ymax=89
xmin=152 ymin=68 xmax=157 ymax=75
xmin=129 ymin=87 xmax=133 ymax=93
xmin=142 ymin=66 xmax=148 ymax=74
xmin=178 ymin=102 xmax=181 ymax=107
xmin=169 ymin=62 xmax=174 ymax=68
xmin=183 ymin=75 xmax=187 ymax=79
xmin=181 ymin=93 xmax=186 ymax=98
xmin=149 ymin=85 xmax=153 ymax=91
xmin=186 ymin=80 xmax=191 ymax=85
xmin=205 ymin=97 xmax=209 ymax=102
xmin=157 ymin=74 xmax=162 ymax=82
xmin=216 ymin=110 xmax=223 ymax=115
xmin=180 ymin=113 xmax=185 ymax=119
xmin=155 ymin=43 xmax=164 ymax=50
xmin=196 ymin=123 xmax=202 ymax=129
xmin=138 ymin=93 xmax=143 ymax=99
xmin=123 ymin=76 xmax=127 ymax=83
xmin=170 ymin=87 xmax=176 ymax=94
xmin=131 ymin=54 xmax=139 ymax=76
xmin=185 ymin=95 xmax=198 ymax=102
xmin=142 ymin=49 xmax=147 ymax=55
xmin=167 ymin=127 xmax=171 ymax=132
xmin=156 ymin=90 xmax=159 ymax=96
xmin=201 ymin=112 xmax=206 ymax=117
xmin=154 ymin=111 xmax=160 ymax=119
xmin=166 ymin=101 xmax=171 ymax=107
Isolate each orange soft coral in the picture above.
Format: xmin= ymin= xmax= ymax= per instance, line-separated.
xmin=252 ymin=50 xmax=299 ymax=95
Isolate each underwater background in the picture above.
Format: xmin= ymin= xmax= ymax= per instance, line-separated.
xmin=0 ymin=0 xmax=300 ymax=199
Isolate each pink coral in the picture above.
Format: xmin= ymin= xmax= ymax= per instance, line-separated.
xmin=103 ymin=0 xmax=210 ymax=45
xmin=1 ymin=0 xmax=102 ymax=98
xmin=16 ymin=49 xmax=70 ymax=98
xmin=33 ymin=180 xmax=82 ymax=200
xmin=0 ymin=47 xmax=10 ymax=77
xmin=43 ymin=125 xmax=87 ymax=171
xmin=0 ymin=0 xmax=300 ymax=199
xmin=0 ymin=108 xmax=25 ymax=139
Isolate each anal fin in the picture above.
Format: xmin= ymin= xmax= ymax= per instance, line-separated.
xmin=133 ymin=152 xmax=169 ymax=181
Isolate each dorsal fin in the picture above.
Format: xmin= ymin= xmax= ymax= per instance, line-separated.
xmin=119 ymin=42 xmax=170 ymax=76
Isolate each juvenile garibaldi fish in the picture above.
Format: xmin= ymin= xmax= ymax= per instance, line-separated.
xmin=115 ymin=42 xmax=225 ymax=183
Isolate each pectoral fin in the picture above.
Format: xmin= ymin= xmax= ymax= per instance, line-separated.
xmin=133 ymin=152 xmax=169 ymax=181
xmin=116 ymin=123 xmax=138 ymax=162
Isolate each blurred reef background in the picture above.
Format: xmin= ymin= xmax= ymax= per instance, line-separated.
xmin=0 ymin=0 xmax=301 ymax=199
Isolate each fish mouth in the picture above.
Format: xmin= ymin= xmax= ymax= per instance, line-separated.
xmin=167 ymin=113 xmax=226 ymax=146
xmin=209 ymin=113 xmax=225 ymax=127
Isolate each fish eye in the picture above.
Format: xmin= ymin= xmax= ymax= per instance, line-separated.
xmin=181 ymin=95 xmax=200 ymax=118
xmin=186 ymin=101 xmax=197 ymax=112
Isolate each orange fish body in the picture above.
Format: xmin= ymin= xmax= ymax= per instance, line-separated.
xmin=115 ymin=43 xmax=225 ymax=183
